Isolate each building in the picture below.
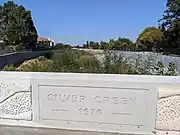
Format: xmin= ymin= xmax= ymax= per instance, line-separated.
xmin=37 ymin=37 xmax=55 ymax=47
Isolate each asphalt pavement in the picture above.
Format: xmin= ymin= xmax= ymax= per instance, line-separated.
xmin=0 ymin=125 xmax=116 ymax=135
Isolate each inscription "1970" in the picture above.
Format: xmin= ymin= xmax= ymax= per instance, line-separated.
xmin=79 ymin=108 xmax=103 ymax=116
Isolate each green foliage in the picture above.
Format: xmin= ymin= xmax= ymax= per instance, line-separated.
xmin=82 ymin=37 xmax=136 ymax=51
xmin=15 ymin=49 xmax=136 ymax=74
xmin=130 ymin=53 xmax=157 ymax=75
xmin=155 ymin=62 xmax=165 ymax=75
xmin=141 ymin=54 xmax=157 ymax=75
xmin=51 ymin=49 xmax=82 ymax=72
xmin=129 ymin=53 xmax=177 ymax=76
xmin=166 ymin=62 xmax=177 ymax=76
xmin=4 ymin=48 xmax=178 ymax=76
xmin=17 ymin=56 xmax=54 ymax=72
xmin=2 ymin=65 xmax=16 ymax=71
xmin=159 ymin=0 xmax=180 ymax=27
xmin=83 ymin=41 xmax=100 ymax=49
xmin=49 ymin=48 xmax=100 ymax=73
xmin=44 ymin=51 xmax=54 ymax=59
xmin=159 ymin=0 xmax=180 ymax=53
xmin=101 ymin=50 xmax=136 ymax=74
xmin=116 ymin=37 xmax=136 ymax=51
xmin=0 ymin=1 xmax=37 ymax=51
xmin=52 ymin=43 xmax=72 ymax=50
xmin=136 ymin=27 xmax=164 ymax=51
xmin=99 ymin=41 xmax=108 ymax=50
xmin=155 ymin=61 xmax=177 ymax=76
xmin=77 ymin=54 xmax=100 ymax=73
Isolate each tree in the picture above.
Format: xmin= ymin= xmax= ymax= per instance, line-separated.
xmin=108 ymin=39 xmax=116 ymax=49
xmin=100 ymin=41 xmax=108 ymax=49
xmin=82 ymin=38 xmax=135 ymax=51
xmin=136 ymin=27 xmax=164 ymax=52
xmin=159 ymin=0 xmax=180 ymax=53
xmin=83 ymin=41 xmax=100 ymax=49
xmin=52 ymin=43 xmax=71 ymax=50
xmin=0 ymin=1 xmax=38 ymax=51
xmin=159 ymin=0 xmax=180 ymax=27
xmin=116 ymin=37 xmax=135 ymax=51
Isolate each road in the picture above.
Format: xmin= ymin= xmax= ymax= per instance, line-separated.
xmin=0 ymin=125 xmax=179 ymax=135
xmin=0 ymin=125 xmax=115 ymax=135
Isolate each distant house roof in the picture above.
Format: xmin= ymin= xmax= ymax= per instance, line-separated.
xmin=37 ymin=37 xmax=50 ymax=42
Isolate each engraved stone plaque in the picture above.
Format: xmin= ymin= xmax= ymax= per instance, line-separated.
xmin=38 ymin=82 xmax=157 ymax=134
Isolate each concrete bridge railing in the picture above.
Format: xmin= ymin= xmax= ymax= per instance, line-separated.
xmin=0 ymin=72 xmax=180 ymax=135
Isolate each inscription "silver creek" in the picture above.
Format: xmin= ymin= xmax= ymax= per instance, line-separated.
xmin=47 ymin=93 xmax=136 ymax=105
xmin=94 ymin=96 xmax=136 ymax=105
xmin=47 ymin=94 xmax=86 ymax=103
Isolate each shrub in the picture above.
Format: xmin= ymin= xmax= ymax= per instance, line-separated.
xmin=155 ymin=62 xmax=165 ymax=75
xmin=130 ymin=53 xmax=157 ymax=75
xmin=2 ymin=65 xmax=17 ymax=71
xmin=44 ymin=51 xmax=54 ymax=59
xmin=166 ymin=62 xmax=177 ymax=76
xmin=51 ymin=48 xmax=81 ymax=72
xmin=51 ymin=48 xmax=100 ymax=73
xmin=77 ymin=54 xmax=100 ymax=73
xmin=101 ymin=50 xmax=136 ymax=74
xmin=10 ymin=48 xmax=178 ymax=76
xmin=17 ymin=56 xmax=54 ymax=72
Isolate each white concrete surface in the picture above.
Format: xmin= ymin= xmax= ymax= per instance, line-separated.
xmin=0 ymin=81 xmax=32 ymax=120
xmin=0 ymin=72 xmax=180 ymax=135
xmin=37 ymin=82 xmax=157 ymax=134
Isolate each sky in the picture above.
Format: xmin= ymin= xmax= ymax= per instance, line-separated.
xmin=0 ymin=0 xmax=167 ymax=45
